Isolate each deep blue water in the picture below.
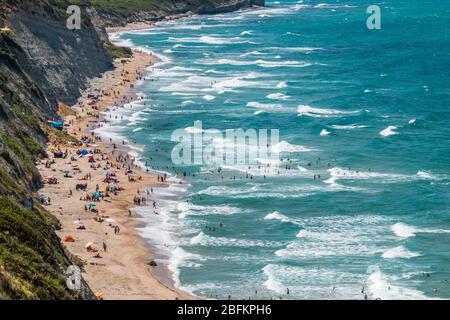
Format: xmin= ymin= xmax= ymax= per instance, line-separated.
xmin=104 ymin=0 xmax=450 ymax=299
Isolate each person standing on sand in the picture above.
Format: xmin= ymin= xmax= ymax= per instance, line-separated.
xmin=103 ymin=242 xmax=107 ymax=252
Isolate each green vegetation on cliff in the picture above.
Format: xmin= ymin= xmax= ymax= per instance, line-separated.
xmin=44 ymin=0 xmax=264 ymax=25
xmin=102 ymin=39 xmax=132 ymax=59
xmin=0 ymin=196 xmax=83 ymax=299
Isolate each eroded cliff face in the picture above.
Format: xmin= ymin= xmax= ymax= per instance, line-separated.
xmin=6 ymin=2 xmax=113 ymax=106
xmin=0 ymin=0 xmax=115 ymax=196
xmin=0 ymin=0 xmax=109 ymax=300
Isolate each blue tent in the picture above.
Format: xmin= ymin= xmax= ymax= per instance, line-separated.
xmin=52 ymin=121 xmax=64 ymax=128
xmin=81 ymin=150 xmax=89 ymax=156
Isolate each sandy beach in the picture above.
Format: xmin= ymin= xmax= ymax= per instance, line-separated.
xmin=37 ymin=48 xmax=193 ymax=300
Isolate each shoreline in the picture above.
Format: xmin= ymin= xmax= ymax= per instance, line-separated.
xmin=105 ymin=12 xmax=196 ymax=33
xmin=104 ymin=5 xmax=264 ymax=34
xmin=37 ymin=45 xmax=194 ymax=300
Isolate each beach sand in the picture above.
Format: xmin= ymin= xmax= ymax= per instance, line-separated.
xmin=37 ymin=49 xmax=193 ymax=300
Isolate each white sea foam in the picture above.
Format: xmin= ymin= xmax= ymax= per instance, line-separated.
xmin=326 ymin=167 xmax=446 ymax=187
xmin=320 ymin=129 xmax=330 ymax=136
xmin=314 ymin=3 xmax=357 ymax=9
xmin=266 ymin=93 xmax=290 ymax=100
xmin=208 ymin=58 xmax=311 ymax=68
xmin=203 ymin=95 xmax=216 ymax=101
xmin=247 ymin=101 xmax=282 ymax=110
xmin=416 ymin=171 xmax=439 ymax=180
xmin=379 ymin=126 xmax=398 ymax=137
xmin=330 ymin=124 xmax=368 ymax=130
xmin=391 ymin=222 xmax=450 ymax=239
xmin=240 ymin=30 xmax=253 ymax=36
xmin=182 ymin=100 xmax=196 ymax=106
xmin=168 ymin=36 xmax=251 ymax=45
xmin=275 ymin=215 xmax=396 ymax=259
xmin=240 ymin=51 xmax=265 ymax=57
xmin=108 ymin=32 xmax=134 ymax=47
xmin=276 ymin=81 xmax=288 ymax=88
xmin=264 ymin=211 xmax=301 ymax=226
xmin=298 ymin=105 xmax=359 ymax=118
xmin=177 ymin=203 xmax=240 ymax=218
xmin=254 ymin=110 xmax=267 ymax=115
xmin=190 ymin=232 xmax=281 ymax=248
xmin=325 ymin=167 xmax=413 ymax=186
xmin=197 ymin=181 xmax=363 ymax=199
xmin=391 ymin=223 xmax=416 ymax=239
xmin=213 ymin=76 xmax=260 ymax=91
xmin=272 ymin=141 xmax=315 ymax=153
xmin=382 ymin=246 xmax=421 ymax=259
xmin=260 ymin=264 xmax=369 ymax=299
xmin=204 ymin=69 xmax=225 ymax=74
xmin=263 ymin=265 xmax=286 ymax=294
xmin=367 ymin=271 xmax=430 ymax=300
xmin=277 ymin=46 xmax=322 ymax=52
xmin=168 ymin=247 xmax=204 ymax=288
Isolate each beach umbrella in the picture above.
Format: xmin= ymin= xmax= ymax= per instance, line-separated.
xmin=85 ymin=242 xmax=94 ymax=249
xmin=88 ymin=203 xmax=96 ymax=208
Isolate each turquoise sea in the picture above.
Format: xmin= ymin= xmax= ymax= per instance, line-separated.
xmin=103 ymin=0 xmax=450 ymax=299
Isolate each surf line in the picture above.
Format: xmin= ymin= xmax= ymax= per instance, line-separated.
xmin=171 ymin=120 xmax=280 ymax=166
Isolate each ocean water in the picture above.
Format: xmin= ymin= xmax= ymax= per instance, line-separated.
xmin=104 ymin=0 xmax=450 ymax=299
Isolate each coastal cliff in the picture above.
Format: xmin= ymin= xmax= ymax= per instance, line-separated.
xmin=0 ymin=0 xmax=264 ymax=300
xmin=0 ymin=0 xmax=110 ymax=300
xmin=89 ymin=0 xmax=265 ymax=26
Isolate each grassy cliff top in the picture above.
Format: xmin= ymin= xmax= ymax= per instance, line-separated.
xmin=45 ymin=0 xmax=191 ymax=13
xmin=44 ymin=0 xmax=257 ymax=17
